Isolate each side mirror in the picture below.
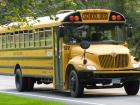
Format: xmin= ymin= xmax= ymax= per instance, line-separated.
xmin=58 ymin=26 xmax=64 ymax=37
xmin=80 ymin=40 xmax=90 ymax=65
xmin=80 ymin=40 xmax=90 ymax=49
xmin=127 ymin=26 xmax=133 ymax=38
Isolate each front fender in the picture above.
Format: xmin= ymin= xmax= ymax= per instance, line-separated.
xmin=67 ymin=56 xmax=97 ymax=71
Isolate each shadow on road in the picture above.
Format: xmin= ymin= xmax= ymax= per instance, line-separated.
xmin=4 ymin=86 xmax=140 ymax=99
xmin=26 ymin=87 xmax=137 ymax=98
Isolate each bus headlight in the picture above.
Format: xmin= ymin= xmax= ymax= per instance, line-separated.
xmin=133 ymin=63 xmax=140 ymax=69
xmin=86 ymin=66 xmax=96 ymax=70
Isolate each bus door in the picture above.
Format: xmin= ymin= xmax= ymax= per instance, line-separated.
xmin=53 ymin=27 xmax=63 ymax=89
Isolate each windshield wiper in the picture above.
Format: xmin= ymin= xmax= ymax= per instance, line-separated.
xmin=92 ymin=40 xmax=124 ymax=44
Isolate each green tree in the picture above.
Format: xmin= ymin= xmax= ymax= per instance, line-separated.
xmin=0 ymin=0 xmax=140 ymax=57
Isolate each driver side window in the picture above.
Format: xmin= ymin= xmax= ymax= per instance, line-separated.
xmin=64 ymin=26 xmax=89 ymax=44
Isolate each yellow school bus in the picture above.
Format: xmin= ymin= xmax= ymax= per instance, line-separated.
xmin=0 ymin=9 xmax=140 ymax=97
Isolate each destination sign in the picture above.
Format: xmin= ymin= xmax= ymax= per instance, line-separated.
xmin=82 ymin=12 xmax=108 ymax=20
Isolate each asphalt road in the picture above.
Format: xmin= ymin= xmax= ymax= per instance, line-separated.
xmin=0 ymin=75 xmax=140 ymax=105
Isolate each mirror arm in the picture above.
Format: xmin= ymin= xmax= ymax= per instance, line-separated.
xmin=83 ymin=50 xmax=87 ymax=65
xmin=125 ymin=24 xmax=133 ymax=38
xmin=80 ymin=40 xmax=90 ymax=65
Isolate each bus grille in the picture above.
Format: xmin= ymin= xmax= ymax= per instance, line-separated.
xmin=99 ymin=54 xmax=129 ymax=68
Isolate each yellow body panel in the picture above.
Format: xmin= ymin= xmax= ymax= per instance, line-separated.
xmin=22 ymin=69 xmax=53 ymax=76
xmin=0 ymin=49 xmax=52 ymax=57
xmin=66 ymin=44 xmax=131 ymax=70
xmin=0 ymin=48 xmax=53 ymax=76
xmin=0 ymin=68 xmax=13 ymax=74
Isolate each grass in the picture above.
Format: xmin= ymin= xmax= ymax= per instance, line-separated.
xmin=0 ymin=93 xmax=65 ymax=105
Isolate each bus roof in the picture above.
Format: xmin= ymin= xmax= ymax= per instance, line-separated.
xmin=0 ymin=9 xmax=126 ymax=33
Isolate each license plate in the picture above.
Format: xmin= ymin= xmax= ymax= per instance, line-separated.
xmin=112 ymin=78 xmax=121 ymax=84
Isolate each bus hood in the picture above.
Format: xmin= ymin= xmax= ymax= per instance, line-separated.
xmin=70 ymin=44 xmax=131 ymax=70
xmin=71 ymin=44 xmax=130 ymax=56
xmin=87 ymin=45 xmax=130 ymax=55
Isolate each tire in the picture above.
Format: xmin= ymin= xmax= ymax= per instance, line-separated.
xmin=124 ymin=80 xmax=140 ymax=95
xmin=69 ymin=70 xmax=84 ymax=97
xmin=15 ymin=69 xmax=28 ymax=92
xmin=15 ymin=69 xmax=34 ymax=92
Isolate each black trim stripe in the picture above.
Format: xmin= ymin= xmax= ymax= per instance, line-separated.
xmin=0 ymin=73 xmax=53 ymax=79
xmin=0 ymin=65 xmax=53 ymax=70
xmin=0 ymin=56 xmax=53 ymax=60
xmin=0 ymin=66 xmax=14 ymax=69
xmin=0 ymin=46 xmax=52 ymax=51
xmin=0 ymin=73 xmax=14 ymax=76
xmin=23 ymin=74 xmax=53 ymax=78
xmin=22 ymin=66 xmax=53 ymax=70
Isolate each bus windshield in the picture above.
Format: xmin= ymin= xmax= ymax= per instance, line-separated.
xmin=63 ymin=23 xmax=127 ymax=44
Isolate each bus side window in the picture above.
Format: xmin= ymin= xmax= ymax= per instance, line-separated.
xmin=29 ymin=30 xmax=34 ymax=47
xmin=39 ymin=28 xmax=45 ymax=47
xmin=15 ymin=31 xmax=19 ymax=48
xmin=24 ymin=30 xmax=29 ymax=48
xmin=19 ymin=31 xmax=24 ymax=48
xmin=10 ymin=33 xmax=15 ymax=48
xmin=2 ymin=33 xmax=6 ymax=49
xmin=6 ymin=33 xmax=10 ymax=49
xmin=34 ymin=29 xmax=39 ymax=47
xmin=0 ymin=35 xmax=2 ymax=49
xmin=45 ymin=28 xmax=52 ymax=47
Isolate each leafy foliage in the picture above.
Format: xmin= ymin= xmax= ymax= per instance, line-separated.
xmin=0 ymin=0 xmax=140 ymax=56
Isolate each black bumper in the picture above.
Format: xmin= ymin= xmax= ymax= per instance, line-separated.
xmin=77 ymin=70 xmax=140 ymax=84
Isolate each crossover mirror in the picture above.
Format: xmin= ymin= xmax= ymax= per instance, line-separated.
xmin=80 ymin=40 xmax=90 ymax=50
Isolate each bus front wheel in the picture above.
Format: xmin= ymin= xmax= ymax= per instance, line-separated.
xmin=69 ymin=70 xmax=84 ymax=97
xmin=124 ymin=80 xmax=139 ymax=95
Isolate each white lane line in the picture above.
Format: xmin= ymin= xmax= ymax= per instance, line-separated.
xmin=0 ymin=91 xmax=106 ymax=105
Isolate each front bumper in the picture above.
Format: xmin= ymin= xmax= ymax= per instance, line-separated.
xmin=77 ymin=69 xmax=140 ymax=85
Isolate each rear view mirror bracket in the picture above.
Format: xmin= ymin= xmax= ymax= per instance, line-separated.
xmin=58 ymin=26 xmax=64 ymax=38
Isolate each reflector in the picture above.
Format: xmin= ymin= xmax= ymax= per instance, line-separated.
xmin=111 ymin=15 xmax=117 ymax=21
xmin=69 ymin=16 xmax=74 ymax=21
xmin=74 ymin=16 xmax=80 ymax=21
xmin=117 ymin=15 xmax=122 ymax=21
